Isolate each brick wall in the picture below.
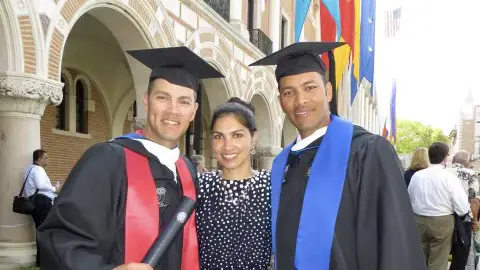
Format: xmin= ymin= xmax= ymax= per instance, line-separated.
xmin=18 ymin=16 xmax=36 ymax=74
xmin=48 ymin=30 xmax=64 ymax=80
xmin=123 ymin=117 xmax=133 ymax=134
xmin=40 ymin=70 xmax=109 ymax=183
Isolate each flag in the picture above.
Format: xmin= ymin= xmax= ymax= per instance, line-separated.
xmin=260 ymin=0 xmax=266 ymax=12
xmin=321 ymin=0 xmax=342 ymax=40
xmin=340 ymin=0 xmax=355 ymax=52
xmin=382 ymin=120 xmax=389 ymax=138
xmin=359 ymin=0 xmax=376 ymax=95
xmin=334 ymin=37 xmax=351 ymax=88
xmin=390 ymin=80 xmax=397 ymax=144
xmin=350 ymin=0 xmax=361 ymax=104
xmin=320 ymin=1 xmax=337 ymax=71
xmin=334 ymin=0 xmax=355 ymax=91
xmin=295 ymin=0 xmax=313 ymax=42
xmin=385 ymin=7 xmax=402 ymax=38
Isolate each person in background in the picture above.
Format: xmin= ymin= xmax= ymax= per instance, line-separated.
xmin=196 ymin=97 xmax=272 ymax=269
xmin=23 ymin=149 xmax=59 ymax=267
xmin=408 ymin=142 xmax=470 ymax=270
xmin=404 ymin=147 xmax=430 ymax=186
xmin=191 ymin=155 xmax=208 ymax=173
xmin=447 ymin=150 xmax=480 ymax=270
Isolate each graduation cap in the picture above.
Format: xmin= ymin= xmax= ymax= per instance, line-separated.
xmin=249 ymin=42 xmax=346 ymax=115
xmin=126 ymin=46 xmax=224 ymax=92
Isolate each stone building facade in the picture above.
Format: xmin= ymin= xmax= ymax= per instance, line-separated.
xmin=0 ymin=0 xmax=379 ymax=267
xmin=452 ymin=90 xmax=480 ymax=171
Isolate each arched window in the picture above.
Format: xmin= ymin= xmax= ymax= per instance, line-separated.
xmin=56 ymin=76 xmax=67 ymax=130
xmin=75 ymin=80 xmax=88 ymax=134
xmin=133 ymin=101 xmax=137 ymax=118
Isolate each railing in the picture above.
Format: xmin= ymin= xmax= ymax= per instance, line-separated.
xmin=202 ymin=0 xmax=230 ymax=22
xmin=249 ymin=28 xmax=272 ymax=56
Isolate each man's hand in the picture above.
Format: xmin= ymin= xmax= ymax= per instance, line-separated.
xmin=473 ymin=221 xmax=479 ymax=232
xmin=113 ymin=263 xmax=154 ymax=270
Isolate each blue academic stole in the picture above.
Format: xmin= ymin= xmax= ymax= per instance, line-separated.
xmin=271 ymin=115 xmax=353 ymax=269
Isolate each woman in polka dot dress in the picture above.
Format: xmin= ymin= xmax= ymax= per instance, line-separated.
xmin=196 ymin=98 xmax=272 ymax=270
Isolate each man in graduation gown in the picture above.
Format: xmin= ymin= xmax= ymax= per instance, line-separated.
xmin=249 ymin=42 xmax=426 ymax=270
xmin=37 ymin=47 xmax=224 ymax=270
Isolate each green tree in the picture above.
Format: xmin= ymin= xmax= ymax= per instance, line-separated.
xmin=396 ymin=119 xmax=451 ymax=154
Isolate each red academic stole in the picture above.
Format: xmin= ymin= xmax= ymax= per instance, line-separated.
xmin=123 ymin=147 xmax=200 ymax=270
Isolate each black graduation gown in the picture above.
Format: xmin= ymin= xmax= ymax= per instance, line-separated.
xmin=276 ymin=125 xmax=426 ymax=270
xmin=37 ymin=138 xmax=196 ymax=270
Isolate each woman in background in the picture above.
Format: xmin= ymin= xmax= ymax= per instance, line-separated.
xmin=404 ymin=147 xmax=430 ymax=186
xmin=196 ymin=97 xmax=272 ymax=270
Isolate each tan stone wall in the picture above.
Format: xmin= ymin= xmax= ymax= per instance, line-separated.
xmin=260 ymin=1 xmax=270 ymax=36
xmin=242 ymin=0 xmax=248 ymax=25
xmin=460 ymin=119 xmax=475 ymax=154
xmin=40 ymin=69 xmax=110 ymax=183
xmin=281 ymin=0 xmax=294 ymax=44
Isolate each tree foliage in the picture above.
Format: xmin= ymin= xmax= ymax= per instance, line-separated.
xmin=396 ymin=119 xmax=451 ymax=154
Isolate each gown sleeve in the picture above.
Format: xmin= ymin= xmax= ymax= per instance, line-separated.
xmin=355 ymin=136 xmax=426 ymax=270
xmin=37 ymin=143 xmax=126 ymax=270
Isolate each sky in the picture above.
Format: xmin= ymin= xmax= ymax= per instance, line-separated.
xmin=374 ymin=0 xmax=480 ymax=134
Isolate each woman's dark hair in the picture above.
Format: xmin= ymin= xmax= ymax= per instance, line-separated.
xmin=210 ymin=97 xmax=257 ymax=134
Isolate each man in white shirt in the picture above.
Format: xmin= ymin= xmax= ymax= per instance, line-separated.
xmin=446 ymin=150 xmax=480 ymax=270
xmin=408 ymin=142 xmax=470 ymax=270
xmin=24 ymin=149 xmax=58 ymax=267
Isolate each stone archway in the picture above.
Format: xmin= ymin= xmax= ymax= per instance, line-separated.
xmin=281 ymin=118 xmax=297 ymax=147
xmin=251 ymin=94 xmax=273 ymax=147
xmin=39 ymin=0 xmax=178 ymax=135
xmin=243 ymin=67 xmax=282 ymax=147
xmin=185 ymin=28 xmax=241 ymax=103
xmin=243 ymin=67 xmax=283 ymax=170
xmin=0 ymin=6 xmax=8 ymax=73
xmin=0 ymin=0 xmax=22 ymax=73
xmin=39 ymin=1 xmax=174 ymax=183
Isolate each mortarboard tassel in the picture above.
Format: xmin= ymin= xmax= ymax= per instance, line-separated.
xmin=327 ymin=50 xmax=338 ymax=116
xmin=193 ymin=85 xmax=202 ymax=153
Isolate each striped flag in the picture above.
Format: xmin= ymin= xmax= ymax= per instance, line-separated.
xmin=295 ymin=0 xmax=313 ymax=42
xmin=359 ymin=0 xmax=376 ymax=93
xmin=260 ymin=0 xmax=266 ymax=12
xmin=382 ymin=118 xmax=389 ymax=139
xmin=390 ymin=80 xmax=397 ymax=144
xmin=350 ymin=0 xmax=361 ymax=104
xmin=385 ymin=7 xmax=402 ymax=38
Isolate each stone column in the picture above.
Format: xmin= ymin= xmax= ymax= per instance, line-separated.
xmin=230 ymin=0 xmax=249 ymax=39
xmin=269 ymin=0 xmax=281 ymax=52
xmin=210 ymin=155 xmax=218 ymax=170
xmin=0 ymin=72 xmax=62 ymax=268
xmin=255 ymin=146 xmax=282 ymax=171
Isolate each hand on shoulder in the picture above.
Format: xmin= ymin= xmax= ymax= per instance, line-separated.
xmin=113 ymin=263 xmax=154 ymax=270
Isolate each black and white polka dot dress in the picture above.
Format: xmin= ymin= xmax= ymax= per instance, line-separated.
xmin=196 ymin=170 xmax=272 ymax=270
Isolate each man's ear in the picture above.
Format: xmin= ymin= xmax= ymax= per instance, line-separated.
xmin=143 ymin=92 xmax=149 ymax=114
xmin=190 ymin=102 xmax=199 ymax=122
xmin=325 ymin=82 xmax=333 ymax=103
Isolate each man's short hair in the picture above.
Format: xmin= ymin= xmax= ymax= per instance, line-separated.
xmin=428 ymin=142 xmax=450 ymax=164
xmin=33 ymin=149 xmax=46 ymax=163
xmin=452 ymin=150 xmax=471 ymax=167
